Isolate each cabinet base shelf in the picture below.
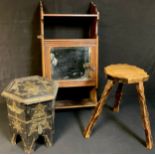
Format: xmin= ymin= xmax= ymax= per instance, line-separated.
xmin=55 ymin=99 xmax=97 ymax=109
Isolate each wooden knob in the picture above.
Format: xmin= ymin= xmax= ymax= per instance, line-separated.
xmin=37 ymin=35 xmax=42 ymax=39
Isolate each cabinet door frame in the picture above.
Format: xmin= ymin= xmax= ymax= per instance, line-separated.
xmin=43 ymin=39 xmax=98 ymax=88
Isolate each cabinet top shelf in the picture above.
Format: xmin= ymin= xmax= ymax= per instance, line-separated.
xmin=40 ymin=1 xmax=99 ymax=19
xmin=43 ymin=14 xmax=98 ymax=17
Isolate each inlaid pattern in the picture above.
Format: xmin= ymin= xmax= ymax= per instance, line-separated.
xmin=1 ymin=76 xmax=58 ymax=153
xmin=2 ymin=76 xmax=58 ymax=104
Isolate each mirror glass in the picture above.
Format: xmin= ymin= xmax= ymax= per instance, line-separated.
xmin=51 ymin=47 xmax=90 ymax=80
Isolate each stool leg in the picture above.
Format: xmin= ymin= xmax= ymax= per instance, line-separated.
xmin=83 ymin=79 xmax=114 ymax=138
xmin=113 ymin=83 xmax=123 ymax=112
xmin=136 ymin=82 xmax=153 ymax=149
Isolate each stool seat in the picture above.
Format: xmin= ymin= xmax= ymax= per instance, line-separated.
xmin=104 ymin=64 xmax=149 ymax=84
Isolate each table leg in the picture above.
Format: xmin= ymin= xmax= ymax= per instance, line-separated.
xmin=22 ymin=135 xmax=36 ymax=153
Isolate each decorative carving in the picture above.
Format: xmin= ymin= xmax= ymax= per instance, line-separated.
xmin=31 ymin=104 xmax=47 ymax=118
xmin=28 ymin=118 xmax=51 ymax=136
xmin=11 ymin=119 xmax=23 ymax=133
xmin=28 ymin=104 xmax=52 ymax=136
xmin=7 ymin=101 xmax=24 ymax=115
xmin=1 ymin=76 xmax=58 ymax=153
xmin=2 ymin=76 xmax=58 ymax=105
xmin=9 ymin=79 xmax=55 ymax=99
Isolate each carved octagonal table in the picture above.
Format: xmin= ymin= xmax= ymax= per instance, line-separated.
xmin=1 ymin=76 xmax=58 ymax=153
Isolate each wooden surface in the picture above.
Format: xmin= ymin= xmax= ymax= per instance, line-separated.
xmin=84 ymin=80 xmax=114 ymax=138
xmin=44 ymin=14 xmax=98 ymax=17
xmin=55 ymin=99 xmax=97 ymax=109
xmin=7 ymin=99 xmax=55 ymax=153
xmin=1 ymin=76 xmax=58 ymax=105
xmin=113 ymin=83 xmax=123 ymax=112
xmin=44 ymin=39 xmax=96 ymax=47
xmin=84 ymin=64 xmax=153 ymax=149
xmin=40 ymin=1 xmax=46 ymax=78
xmin=38 ymin=1 xmax=99 ymax=109
xmin=58 ymin=80 xmax=96 ymax=88
xmin=136 ymin=82 xmax=153 ymax=149
xmin=104 ymin=64 xmax=149 ymax=84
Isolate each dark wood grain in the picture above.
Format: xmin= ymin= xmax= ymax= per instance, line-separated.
xmin=1 ymin=76 xmax=58 ymax=153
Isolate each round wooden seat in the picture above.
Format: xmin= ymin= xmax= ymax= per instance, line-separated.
xmin=104 ymin=64 xmax=149 ymax=84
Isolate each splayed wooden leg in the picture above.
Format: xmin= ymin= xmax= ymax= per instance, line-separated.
xmin=136 ymin=82 xmax=153 ymax=149
xmin=83 ymin=79 xmax=114 ymax=138
xmin=113 ymin=83 xmax=123 ymax=112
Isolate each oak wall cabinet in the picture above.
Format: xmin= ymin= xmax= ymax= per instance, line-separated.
xmin=38 ymin=1 xmax=99 ymax=109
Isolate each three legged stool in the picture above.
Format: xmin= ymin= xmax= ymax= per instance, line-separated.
xmin=83 ymin=64 xmax=153 ymax=149
xmin=1 ymin=76 xmax=58 ymax=153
